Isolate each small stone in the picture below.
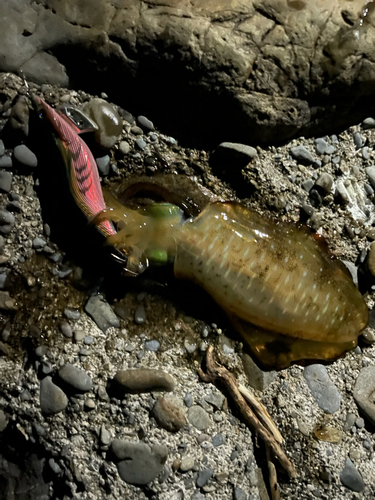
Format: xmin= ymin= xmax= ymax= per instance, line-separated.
xmin=152 ymin=397 xmax=187 ymax=432
xmin=0 ymin=140 xmax=4 ymax=156
xmin=196 ymin=468 xmax=214 ymax=487
xmin=353 ymin=132 xmax=363 ymax=148
xmin=59 ymin=320 xmax=72 ymax=338
xmin=365 ymin=166 xmax=375 ymax=189
xmin=113 ymin=369 xmax=175 ymax=394
xmin=242 ymin=353 xmax=276 ymax=391
xmin=100 ymin=424 xmax=112 ymax=445
xmin=315 ymin=138 xmax=327 ymax=155
xmin=111 ymin=440 xmax=168 ymax=486
xmin=32 ymin=237 xmax=46 ymax=250
xmin=85 ymin=295 xmax=120 ymax=332
xmin=336 ymin=181 xmax=350 ymax=203
xmin=325 ymin=144 xmax=336 ymax=155
xmin=344 ymin=413 xmax=357 ymax=431
xmin=187 ymin=405 xmax=211 ymax=431
xmin=84 ymin=398 xmax=95 ymax=410
xmin=362 ymin=117 xmax=375 ymax=129
xmin=301 ymin=203 xmax=315 ymax=219
xmin=315 ymin=173 xmax=333 ymax=193
xmin=339 ymin=458 xmax=365 ymax=492
xmin=48 ymin=458 xmax=62 ymax=475
xmin=58 ymin=363 xmax=93 ymax=392
xmin=303 ymin=364 xmax=341 ymax=413
xmin=302 ymin=178 xmax=314 ymax=192
xmin=135 ymin=138 xmax=147 ymax=150
xmin=355 ymin=417 xmax=365 ymax=428
xmin=212 ymin=434 xmax=226 ymax=447
xmin=233 ymin=487 xmax=247 ymax=500
xmin=14 ymin=144 xmax=38 ymax=167
xmin=0 ymin=172 xmax=12 ymax=192
xmin=96 ymin=155 xmax=110 ymax=176
xmin=0 ymin=156 xmax=12 ymax=168
xmin=184 ymin=393 xmax=193 ymax=407
xmin=309 ymin=189 xmax=322 ymax=208
xmin=0 ymin=209 xmax=15 ymax=234
xmin=74 ymin=329 xmax=85 ymax=342
xmin=353 ymin=365 xmax=375 ymax=425
xmin=137 ymin=115 xmax=154 ymax=132
xmin=64 ymin=308 xmax=80 ymax=320
xmin=204 ymin=391 xmax=225 ymax=411
xmin=0 ymin=409 xmax=8 ymax=432
xmin=134 ymin=304 xmax=146 ymax=324
xmin=145 ymin=339 xmax=160 ymax=351
xmin=0 ymin=274 xmax=7 ymax=289
xmin=180 ymin=456 xmax=195 ymax=472
xmin=40 ymin=376 xmax=68 ymax=415
xmin=290 ymin=145 xmax=314 ymax=165
xmin=0 ymin=291 xmax=16 ymax=311
xmin=362 ymin=146 xmax=370 ymax=160
xmin=118 ymin=141 xmax=130 ymax=155
xmin=216 ymin=142 xmax=257 ymax=163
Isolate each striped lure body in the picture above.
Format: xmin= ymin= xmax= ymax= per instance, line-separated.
xmin=32 ymin=95 xmax=116 ymax=238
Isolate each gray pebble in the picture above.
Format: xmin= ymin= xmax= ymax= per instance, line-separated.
xmin=315 ymin=138 xmax=327 ymax=155
xmin=0 ymin=156 xmax=12 ymax=168
xmin=233 ymin=487 xmax=247 ymax=500
xmin=302 ymin=179 xmax=314 ymax=192
xmin=180 ymin=456 xmax=195 ymax=472
xmin=315 ymin=173 xmax=333 ymax=193
xmin=196 ymin=468 xmax=214 ymax=487
xmin=41 ymin=361 xmax=53 ymax=375
xmin=84 ymin=336 xmax=94 ymax=345
xmin=111 ymin=440 xmax=168 ymax=485
xmin=242 ymin=353 xmax=276 ymax=391
xmin=48 ymin=458 xmax=62 ymax=475
xmin=184 ymin=393 xmax=193 ymax=407
xmin=191 ymin=492 xmax=205 ymax=500
xmin=362 ymin=146 xmax=370 ymax=160
xmin=85 ymin=295 xmax=120 ymax=332
xmin=135 ymin=138 xmax=147 ymax=150
xmin=187 ymin=405 xmax=211 ymax=431
xmin=40 ymin=376 xmax=68 ymax=415
xmin=96 ymin=155 xmax=110 ymax=176
xmin=0 ymin=140 xmax=4 ymax=156
xmin=331 ymin=134 xmax=339 ymax=143
xmin=119 ymin=141 xmax=130 ymax=155
xmin=58 ymin=363 xmax=93 ymax=392
xmin=355 ymin=417 xmax=365 ymax=428
xmin=303 ymin=364 xmax=341 ymax=413
xmin=365 ymin=166 xmax=375 ymax=188
xmin=100 ymin=424 xmax=112 ymax=446
xmin=113 ymin=368 xmax=176 ymax=394
xmin=325 ymin=144 xmax=336 ymax=155
xmin=152 ymin=396 xmax=187 ymax=432
xmin=339 ymin=458 xmax=365 ymax=492
xmin=32 ymin=237 xmax=46 ymax=250
xmin=137 ymin=115 xmax=154 ymax=132
xmin=145 ymin=339 xmax=160 ymax=351
xmin=0 ymin=172 xmax=12 ymax=193
xmin=353 ymin=132 xmax=363 ymax=148
xmin=59 ymin=320 xmax=73 ymax=338
xmin=64 ymin=308 xmax=80 ymax=320
xmin=0 ymin=291 xmax=16 ymax=311
xmin=134 ymin=304 xmax=146 ymax=324
xmin=332 ymin=155 xmax=341 ymax=164
xmin=124 ymin=342 xmax=135 ymax=352
xmin=290 ymin=145 xmax=313 ymax=165
xmin=14 ymin=144 xmax=38 ymax=167
xmin=216 ymin=142 xmax=257 ymax=162
xmin=0 ymin=274 xmax=7 ymax=289
xmin=0 ymin=209 xmax=15 ymax=234
xmin=212 ymin=433 xmax=226 ymax=447
xmin=353 ymin=365 xmax=375 ymax=425
xmin=204 ymin=390 xmax=225 ymax=411
xmin=336 ymin=181 xmax=350 ymax=203
xmin=344 ymin=413 xmax=357 ymax=431
xmin=362 ymin=117 xmax=375 ymax=129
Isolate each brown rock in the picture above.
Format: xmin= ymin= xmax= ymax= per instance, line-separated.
xmin=152 ymin=397 xmax=187 ymax=433
xmin=113 ymin=369 xmax=176 ymax=394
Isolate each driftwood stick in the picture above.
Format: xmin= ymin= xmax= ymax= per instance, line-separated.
xmin=198 ymin=346 xmax=297 ymax=478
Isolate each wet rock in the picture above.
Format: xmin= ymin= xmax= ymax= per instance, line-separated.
xmin=113 ymin=369 xmax=175 ymax=394
xmin=137 ymin=115 xmax=154 ymax=132
xmin=0 ymin=171 xmax=12 ymax=192
xmin=196 ymin=468 xmax=214 ymax=487
xmin=339 ymin=458 xmax=365 ymax=492
xmin=40 ymin=376 xmax=68 ymax=415
xmin=0 ymin=209 xmax=15 ymax=234
xmin=353 ymin=365 xmax=375 ymax=425
xmin=83 ymin=98 xmax=122 ymax=149
xmin=85 ymin=295 xmax=120 ymax=332
xmin=187 ymin=405 xmax=211 ymax=431
xmin=152 ymin=397 xmax=187 ymax=432
xmin=290 ymin=145 xmax=314 ymax=165
xmin=303 ymin=364 xmax=341 ymax=413
xmin=111 ymin=439 xmax=168 ymax=486
xmin=242 ymin=353 xmax=276 ymax=391
xmin=184 ymin=393 xmax=193 ymax=407
xmin=314 ymin=426 xmax=342 ymax=443
xmin=13 ymin=144 xmax=37 ymax=167
xmin=58 ymin=363 xmax=93 ymax=392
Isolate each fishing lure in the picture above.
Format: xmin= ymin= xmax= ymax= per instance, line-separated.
xmin=98 ymin=189 xmax=369 ymax=369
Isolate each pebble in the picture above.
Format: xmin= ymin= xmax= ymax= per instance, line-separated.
xmin=353 ymin=132 xmax=363 ymax=148
xmin=0 ymin=274 xmax=7 ymax=289
xmin=187 ymin=405 xmax=211 ymax=431
xmin=0 ymin=171 xmax=12 ymax=192
xmin=301 ymin=203 xmax=314 ymax=219
xmin=216 ymin=142 xmax=257 ymax=163
xmin=302 ymin=178 xmax=314 ymax=192
xmin=325 ymin=144 xmax=336 ymax=155
xmin=0 ymin=140 xmax=4 ymax=156
xmin=84 ymin=398 xmax=95 ymax=410
xmin=191 ymin=493 xmax=205 ymax=500
xmin=137 ymin=115 xmax=154 ymax=132
xmin=145 ymin=339 xmax=160 ymax=351
xmin=0 ymin=156 xmax=12 ymax=168
xmin=64 ymin=308 xmax=80 ymax=320
xmin=309 ymin=189 xmax=322 ymax=208
xmin=84 ymin=336 xmax=93 ymax=345
xmin=242 ymin=353 xmax=276 ymax=391
xmin=32 ymin=237 xmax=46 ymax=250
xmin=85 ymin=295 xmax=120 ymax=332
xmin=204 ymin=391 xmax=225 ymax=411
xmin=96 ymin=155 xmax=110 ymax=176
xmin=83 ymin=98 xmax=122 ymax=149
xmin=180 ymin=456 xmax=195 ymax=472
xmin=290 ymin=145 xmax=314 ymax=165
xmin=233 ymin=487 xmax=247 ymax=500
xmin=184 ymin=336 xmax=197 ymax=354
xmin=196 ymin=468 xmax=214 ymax=487
xmin=49 ymin=458 xmax=62 ymax=475
xmin=118 ymin=140 xmax=130 ymax=155
xmin=362 ymin=146 xmax=370 ymax=160
xmin=152 ymin=397 xmax=187 ymax=432
xmin=113 ymin=369 xmax=176 ymax=394
xmin=184 ymin=393 xmax=193 ymax=407
xmin=135 ymin=138 xmax=147 ymax=150
xmin=0 ymin=291 xmax=16 ymax=311
xmin=353 ymin=365 xmax=375 ymax=425
xmin=58 ymin=363 xmax=93 ymax=392
xmin=365 ymin=166 xmax=375 ymax=188
xmin=74 ymin=329 xmax=85 ymax=342
xmin=13 ymin=144 xmax=38 ymax=167
xmin=355 ymin=417 xmax=365 ymax=428
xmin=315 ymin=138 xmax=327 ymax=155
xmin=315 ymin=173 xmax=333 ymax=193
xmin=0 ymin=209 xmax=15 ymax=234
xmin=303 ymin=364 xmax=341 ymax=413
xmin=100 ymin=424 xmax=112 ymax=446
xmin=339 ymin=458 xmax=365 ymax=492
xmin=367 ymin=242 xmax=375 ymax=277
xmin=344 ymin=413 xmax=357 ymax=431
xmin=212 ymin=433 xmax=226 ymax=447
xmin=111 ymin=440 xmax=168 ymax=485
xmin=134 ymin=304 xmax=146 ymax=324
xmin=59 ymin=320 xmax=73 ymax=338
xmin=362 ymin=117 xmax=375 ymax=129
xmin=40 ymin=376 xmax=68 ymax=415
xmin=0 ymin=409 xmax=8 ymax=432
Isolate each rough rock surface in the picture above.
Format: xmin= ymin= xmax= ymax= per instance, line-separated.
xmin=2 ymin=1 xmax=375 ymax=146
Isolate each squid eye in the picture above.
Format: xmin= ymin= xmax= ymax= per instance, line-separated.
xmin=38 ymin=108 xmax=46 ymax=120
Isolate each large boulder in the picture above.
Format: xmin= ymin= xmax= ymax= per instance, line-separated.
xmin=1 ymin=0 xmax=375 ymax=146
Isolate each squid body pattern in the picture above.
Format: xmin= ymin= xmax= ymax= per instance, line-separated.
xmin=31 ymin=94 xmax=369 ymax=369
